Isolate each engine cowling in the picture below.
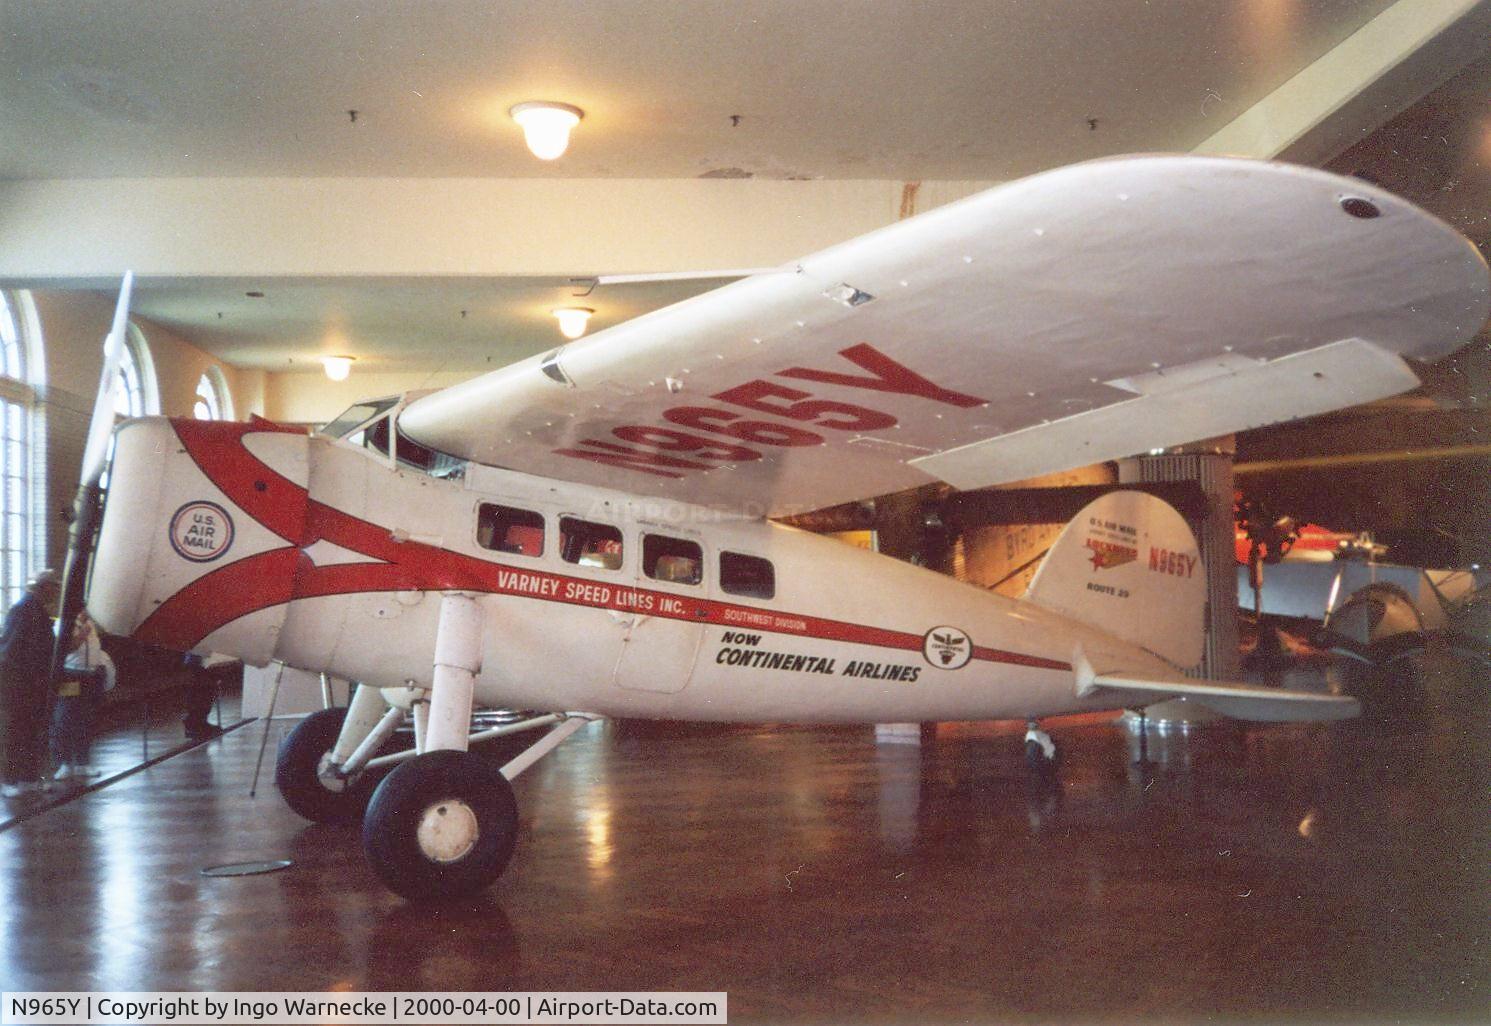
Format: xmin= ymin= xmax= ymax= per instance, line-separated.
xmin=89 ymin=416 xmax=310 ymax=666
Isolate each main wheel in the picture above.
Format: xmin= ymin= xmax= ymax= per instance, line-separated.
xmin=275 ymin=707 xmax=388 ymax=824
xmin=361 ymin=750 xmax=519 ymax=901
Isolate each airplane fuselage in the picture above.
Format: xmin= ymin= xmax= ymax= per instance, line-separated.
xmin=89 ymin=417 xmax=1176 ymax=724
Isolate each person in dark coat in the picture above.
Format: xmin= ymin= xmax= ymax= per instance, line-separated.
xmin=1 ymin=570 xmax=61 ymax=797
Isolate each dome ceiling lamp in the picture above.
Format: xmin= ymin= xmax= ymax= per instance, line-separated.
xmin=321 ymin=355 xmax=356 ymax=381
xmin=552 ymin=307 xmax=593 ymax=340
xmin=510 ymin=101 xmax=584 ymax=160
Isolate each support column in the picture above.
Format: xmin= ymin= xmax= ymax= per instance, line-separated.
xmin=1118 ymin=438 xmax=1238 ymax=729
xmin=425 ymin=593 xmax=483 ymax=753
xmin=1118 ymin=437 xmax=1239 ymax=679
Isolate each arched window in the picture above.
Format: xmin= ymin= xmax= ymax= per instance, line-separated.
xmin=1 ymin=291 xmax=44 ymax=611
xmin=194 ymin=366 xmax=232 ymax=421
xmin=115 ymin=323 xmax=158 ymax=419
xmin=100 ymin=324 xmax=158 ymax=494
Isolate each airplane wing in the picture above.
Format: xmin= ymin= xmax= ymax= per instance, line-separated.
xmin=400 ymin=155 xmax=1490 ymax=517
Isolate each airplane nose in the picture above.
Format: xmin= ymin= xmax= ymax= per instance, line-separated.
xmin=88 ymin=417 xmax=175 ymax=638
xmin=88 ymin=416 xmax=310 ymax=664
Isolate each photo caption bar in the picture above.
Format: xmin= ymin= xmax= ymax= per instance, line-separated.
xmin=2 ymin=992 xmax=727 ymax=1025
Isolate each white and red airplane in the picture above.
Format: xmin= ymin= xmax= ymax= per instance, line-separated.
xmin=59 ymin=156 xmax=1488 ymax=901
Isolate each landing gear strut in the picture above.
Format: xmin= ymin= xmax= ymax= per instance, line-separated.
xmin=1024 ymin=720 xmax=1059 ymax=773
xmin=361 ymin=593 xmax=503 ymax=900
xmin=273 ymin=598 xmax=597 ymax=900
xmin=354 ymin=593 xmax=598 ymax=901
xmin=359 ymin=714 xmax=595 ymax=900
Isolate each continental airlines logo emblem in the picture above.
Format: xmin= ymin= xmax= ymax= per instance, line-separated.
xmin=1086 ymin=538 xmax=1137 ymax=571
xmin=922 ymin=626 xmax=972 ymax=670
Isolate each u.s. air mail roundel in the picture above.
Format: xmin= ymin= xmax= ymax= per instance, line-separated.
xmin=169 ymin=500 xmax=235 ymax=563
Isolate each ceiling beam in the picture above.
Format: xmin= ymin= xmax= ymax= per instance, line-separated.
xmin=1191 ymin=0 xmax=1491 ymax=163
xmin=0 ymin=178 xmax=969 ymax=282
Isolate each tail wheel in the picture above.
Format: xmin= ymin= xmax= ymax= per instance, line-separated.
xmin=1024 ymin=739 xmax=1060 ymax=772
xmin=1023 ymin=725 xmax=1060 ymax=774
xmin=275 ymin=707 xmax=388 ymax=824
xmin=361 ymin=750 xmax=519 ymax=902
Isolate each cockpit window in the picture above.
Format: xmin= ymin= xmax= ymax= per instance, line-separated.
xmin=364 ymin=416 xmax=393 ymax=458
xmin=371 ymin=419 xmax=465 ymax=479
xmin=328 ymin=405 xmax=466 ymax=480
xmin=560 ymin=517 xmax=623 ymax=571
xmin=320 ymin=399 xmax=397 ymax=440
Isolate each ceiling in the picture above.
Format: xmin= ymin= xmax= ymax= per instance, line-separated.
xmin=1 ymin=0 xmax=1401 ymax=181
xmin=1326 ymin=47 xmax=1491 ymax=250
xmin=2 ymin=0 xmax=1490 ymax=376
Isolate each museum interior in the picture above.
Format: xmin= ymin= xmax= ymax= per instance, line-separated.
xmin=1 ymin=2 xmax=1489 ymax=1023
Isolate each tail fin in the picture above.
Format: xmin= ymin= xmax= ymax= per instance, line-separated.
xmin=1025 ymin=490 xmax=1204 ymax=668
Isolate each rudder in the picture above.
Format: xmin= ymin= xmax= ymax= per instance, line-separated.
xmin=1024 ymin=491 xmax=1205 ymax=668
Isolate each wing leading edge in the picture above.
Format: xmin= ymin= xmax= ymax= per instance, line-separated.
xmin=400 ymin=155 xmax=1490 ymax=516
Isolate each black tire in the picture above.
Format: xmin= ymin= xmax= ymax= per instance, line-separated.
xmin=361 ymin=750 xmax=519 ymax=902
xmin=275 ymin=707 xmax=388 ymax=825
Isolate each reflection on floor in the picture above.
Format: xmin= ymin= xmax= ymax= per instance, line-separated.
xmin=0 ymin=690 xmax=244 ymax=832
xmin=0 ymin=653 xmax=1486 ymax=1024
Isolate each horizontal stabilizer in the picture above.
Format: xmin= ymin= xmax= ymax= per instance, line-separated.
xmin=1075 ymin=652 xmax=1358 ymax=723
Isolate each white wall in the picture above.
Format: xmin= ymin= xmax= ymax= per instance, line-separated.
xmin=34 ymin=290 xmax=265 ymax=412
xmin=263 ymin=369 xmax=476 ymax=425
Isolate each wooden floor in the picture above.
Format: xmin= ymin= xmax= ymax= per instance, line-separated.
xmin=2 ymin=655 xmax=1488 ymax=1024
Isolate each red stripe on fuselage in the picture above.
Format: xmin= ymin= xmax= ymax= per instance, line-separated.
xmin=140 ymin=419 xmax=1069 ymax=674
xmin=135 ymin=548 xmax=305 ymax=648
xmin=171 ymin=417 xmax=307 ymax=541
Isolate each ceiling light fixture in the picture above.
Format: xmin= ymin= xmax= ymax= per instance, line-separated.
xmin=552 ymin=307 xmax=593 ymax=340
xmin=322 ymin=355 xmax=355 ymax=381
xmin=510 ymin=101 xmax=584 ymax=160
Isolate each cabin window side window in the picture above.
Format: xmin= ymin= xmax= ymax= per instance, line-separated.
xmin=560 ymin=516 xmax=623 ymax=570
xmin=643 ymin=534 xmax=702 ymax=586
xmin=720 ymin=551 xmax=774 ymax=599
xmin=477 ymin=503 xmax=545 ymax=557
